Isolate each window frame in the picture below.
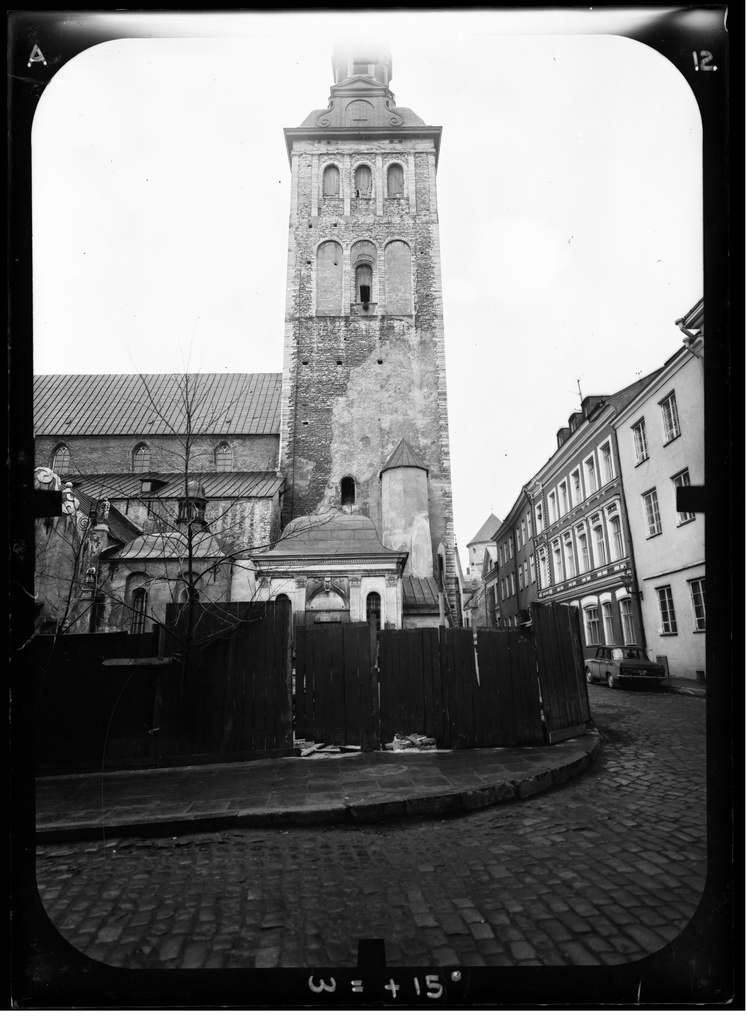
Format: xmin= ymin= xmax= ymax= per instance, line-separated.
xmin=656 ymin=584 xmax=678 ymax=635
xmin=632 ymin=418 xmax=649 ymax=465
xmin=672 ymin=468 xmax=696 ymax=525
xmin=52 ymin=443 xmax=71 ymax=478
xmin=688 ymin=577 xmax=706 ymax=631
xmin=584 ymin=454 xmax=598 ymax=494
xmin=659 ymin=391 xmax=681 ymax=444
xmin=619 ymin=597 xmax=635 ymax=644
xmin=642 ymin=488 xmax=662 ymax=537
xmin=584 ymin=605 xmax=601 ymax=646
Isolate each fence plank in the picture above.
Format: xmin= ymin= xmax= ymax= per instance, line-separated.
xmin=295 ymin=624 xmax=307 ymax=740
xmin=342 ymin=625 xmax=361 ymax=746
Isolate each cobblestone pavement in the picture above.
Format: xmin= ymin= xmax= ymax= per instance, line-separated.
xmin=35 ymin=687 xmax=706 ymax=970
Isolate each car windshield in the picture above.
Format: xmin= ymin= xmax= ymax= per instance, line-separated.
xmin=611 ymin=647 xmax=647 ymax=660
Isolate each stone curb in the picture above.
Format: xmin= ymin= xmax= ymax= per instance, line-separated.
xmin=35 ymin=734 xmax=602 ymax=843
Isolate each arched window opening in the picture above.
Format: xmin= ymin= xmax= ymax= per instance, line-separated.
xmin=215 ymin=442 xmax=233 ymax=471
xmin=322 ymin=164 xmax=340 ymax=197
xmin=354 ymin=164 xmax=372 ymax=197
xmin=366 ymin=592 xmax=381 ymax=631
xmin=387 ymin=162 xmax=405 ymax=198
xmin=316 ymin=240 xmax=343 ymax=314
xmin=52 ymin=444 xmax=70 ymax=478
xmin=341 ymin=476 xmax=356 ymax=506
xmin=384 ymin=239 xmax=413 ymax=314
xmin=133 ymin=443 xmax=150 ymax=474
xmin=131 ymin=587 xmax=148 ymax=635
xmin=355 ymin=263 xmax=372 ymax=304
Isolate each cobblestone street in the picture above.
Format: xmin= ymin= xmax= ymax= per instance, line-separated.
xmin=35 ymin=686 xmax=707 ymax=971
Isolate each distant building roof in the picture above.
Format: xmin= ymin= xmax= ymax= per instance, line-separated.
xmin=115 ymin=531 xmax=228 ymax=561
xmin=270 ymin=512 xmax=405 ymax=558
xmin=380 ymin=438 xmax=429 ymax=476
xmin=34 ymin=373 xmax=282 ymax=437
xmin=69 ymin=472 xmax=283 ymax=502
xmin=467 ymin=513 xmax=502 ymax=547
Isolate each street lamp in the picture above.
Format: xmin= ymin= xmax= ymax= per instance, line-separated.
xmin=621 ymin=568 xmax=643 ymax=601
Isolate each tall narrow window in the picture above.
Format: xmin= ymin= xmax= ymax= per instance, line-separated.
xmin=354 ymin=163 xmax=372 ymax=197
xmin=387 ymin=162 xmax=405 ymax=197
xmin=341 ymin=476 xmax=356 ymax=506
xmin=593 ymin=523 xmax=607 ymax=565
xmin=529 ymin=553 xmax=536 ymax=583
xmin=322 ymin=164 xmax=340 ymax=197
xmin=584 ymin=455 xmax=598 ymax=494
xmin=656 ymin=585 xmax=678 ymax=634
xmin=215 ymin=442 xmax=233 ymax=471
xmin=609 ymin=515 xmax=624 ymax=559
xmin=548 ymin=492 xmax=557 ymax=524
xmin=384 ymin=240 xmax=413 ymax=314
xmin=660 ymin=392 xmax=681 ymax=443
xmin=558 ymin=481 xmax=568 ymax=515
xmin=366 ymin=591 xmax=381 ymax=630
xmin=602 ymin=601 xmax=614 ymax=644
xmin=132 ymin=443 xmax=150 ymax=474
xmin=539 ymin=550 xmax=548 ymax=588
xmin=52 ymin=444 xmax=71 ymax=478
xmin=577 ymin=529 xmax=590 ymax=572
xmin=688 ymin=578 xmax=706 ymax=631
xmin=673 ymin=469 xmax=696 ymax=524
xmin=642 ymin=489 xmax=662 ymax=537
xmin=620 ymin=598 xmax=635 ymax=644
xmin=563 ymin=536 xmax=576 ymax=579
xmin=552 ymin=544 xmax=563 ymax=583
xmin=355 ymin=263 xmax=373 ymax=304
xmin=571 ymin=469 xmax=582 ymax=505
xmin=584 ymin=606 xmax=601 ymax=646
xmin=518 ymin=564 xmax=524 ymax=589
xmin=131 ymin=587 xmax=147 ymax=635
xmin=600 ymin=442 xmax=614 ymax=483
xmin=632 ymin=419 xmax=649 ymax=464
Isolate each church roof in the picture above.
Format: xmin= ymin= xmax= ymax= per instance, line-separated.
xmin=402 ymin=576 xmax=440 ymax=614
xmin=114 ymin=531 xmax=228 ymax=561
xmin=68 ymin=472 xmax=283 ymax=502
xmin=467 ymin=513 xmax=502 ymax=547
xmin=34 ymin=373 xmax=282 ymax=437
xmin=380 ymin=438 xmax=428 ymax=476
xmin=269 ymin=511 xmax=405 ymax=558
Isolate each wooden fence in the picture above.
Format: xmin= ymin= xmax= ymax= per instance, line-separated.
xmin=295 ymin=602 xmax=590 ymax=750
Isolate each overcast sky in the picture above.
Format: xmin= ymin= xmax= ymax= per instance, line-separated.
xmin=31 ymin=9 xmax=703 ymax=564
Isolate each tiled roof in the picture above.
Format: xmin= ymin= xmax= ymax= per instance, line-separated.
xmin=69 ymin=472 xmax=283 ymax=501
xmin=380 ymin=438 xmax=429 ymax=475
xmin=271 ymin=512 xmax=403 ymax=557
xmin=467 ymin=513 xmax=502 ymax=546
xmin=402 ymin=576 xmax=440 ymax=612
xmin=34 ymin=373 xmax=282 ymax=437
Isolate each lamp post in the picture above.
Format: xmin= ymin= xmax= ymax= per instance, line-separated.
xmin=621 ymin=567 xmax=643 ymax=601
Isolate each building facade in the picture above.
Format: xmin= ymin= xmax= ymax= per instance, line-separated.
xmin=494 ymin=491 xmax=537 ymax=627
xmin=278 ymin=44 xmax=458 ymax=624
xmin=613 ymin=300 xmax=705 ymax=679
xmin=530 ymin=380 xmax=656 ymax=657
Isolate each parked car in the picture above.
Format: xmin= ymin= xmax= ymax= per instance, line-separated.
xmin=584 ymin=646 xmax=666 ymax=689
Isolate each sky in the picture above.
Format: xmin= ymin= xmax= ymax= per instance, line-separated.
xmin=30 ymin=9 xmax=703 ymax=567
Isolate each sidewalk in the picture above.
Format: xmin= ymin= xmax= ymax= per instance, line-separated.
xmin=35 ymin=731 xmax=602 ymax=842
xmin=660 ymin=677 xmax=707 ymax=698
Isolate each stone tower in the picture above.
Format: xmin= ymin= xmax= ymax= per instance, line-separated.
xmin=279 ymin=43 xmax=457 ymax=615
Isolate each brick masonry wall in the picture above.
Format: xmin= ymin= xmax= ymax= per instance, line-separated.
xmin=280 ymin=136 xmax=457 ymax=613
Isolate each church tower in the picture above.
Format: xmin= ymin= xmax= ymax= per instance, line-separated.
xmin=279 ymin=43 xmax=458 ymax=617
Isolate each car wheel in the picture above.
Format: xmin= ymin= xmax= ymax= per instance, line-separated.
xmin=606 ymin=673 xmax=617 ymax=689
xmin=585 ymin=667 xmax=593 ymax=685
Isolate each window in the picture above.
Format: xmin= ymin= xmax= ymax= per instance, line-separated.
xmin=539 ymin=550 xmax=548 ymax=589
xmin=563 ymin=535 xmax=576 ymax=579
xmin=584 ymin=455 xmax=598 ymax=494
xmin=600 ymin=442 xmax=614 ymax=483
xmin=508 ymin=536 xmax=514 ymax=558
xmin=527 ymin=512 xmax=532 ymax=539
xmin=52 ymin=444 xmax=70 ymax=477
xmin=355 ymin=262 xmax=373 ymax=304
xmin=500 ymin=578 xmax=505 ymax=600
xmin=593 ymin=523 xmax=607 ymax=565
xmin=602 ymin=601 xmax=614 ymax=644
xmin=515 ymin=528 xmax=521 ymax=552
xmin=558 ymin=481 xmax=568 ymax=515
xmin=642 ymin=489 xmax=662 ymax=537
xmin=354 ymin=163 xmax=372 ymax=197
xmin=510 ymin=574 xmax=515 ymax=595
xmin=518 ymin=564 xmax=524 ymax=589
xmin=535 ymin=503 xmax=544 ymax=532
xmin=524 ymin=560 xmax=529 ymax=588
xmin=571 ymin=469 xmax=582 ymax=506
xmin=620 ymin=598 xmax=635 ymax=644
xmin=548 ymin=491 xmax=558 ymax=524
xmin=689 ymin=578 xmax=706 ymax=631
xmin=529 ymin=553 xmax=536 ymax=583
xmin=656 ymin=585 xmax=678 ymax=634
xmin=673 ymin=469 xmax=696 ymax=524
xmin=498 ymin=547 xmax=503 ymax=567
xmin=660 ymin=392 xmax=681 ymax=443
xmin=632 ymin=419 xmax=648 ymax=464
xmin=584 ymin=605 xmax=601 ymax=646
xmin=215 ymin=442 xmax=232 ymax=471
xmin=341 ymin=476 xmax=356 ymax=506
xmin=133 ymin=443 xmax=150 ymax=474
xmin=131 ymin=587 xmax=148 ymax=635
xmin=322 ymin=164 xmax=340 ymax=197
xmin=387 ymin=162 xmax=405 ymax=198
xmin=521 ymin=520 xmax=527 ymax=546
xmin=609 ymin=515 xmax=624 ymax=560
xmin=577 ymin=529 xmax=590 ymax=572
xmin=366 ymin=591 xmax=381 ymax=630
xmin=552 ymin=544 xmax=563 ymax=583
